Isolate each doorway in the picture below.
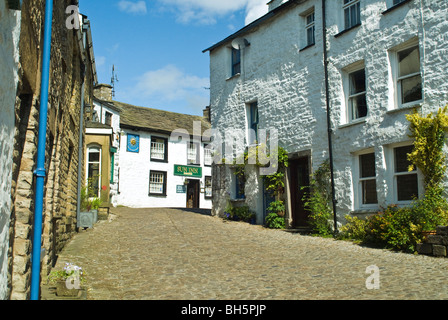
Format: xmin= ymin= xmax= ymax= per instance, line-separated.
xmin=289 ymin=156 xmax=310 ymax=227
xmin=186 ymin=179 xmax=200 ymax=209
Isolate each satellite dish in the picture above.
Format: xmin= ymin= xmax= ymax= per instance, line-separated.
xmin=231 ymin=38 xmax=251 ymax=50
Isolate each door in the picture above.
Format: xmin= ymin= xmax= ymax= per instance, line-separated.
xmin=186 ymin=179 xmax=200 ymax=209
xmin=289 ymin=156 xmax=310 ymax=227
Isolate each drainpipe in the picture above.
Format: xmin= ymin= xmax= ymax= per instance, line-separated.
xmin=322 ymin=0 xmax=338 ymax=234
xmin=30 ymin=0 xmax=54 ymax=300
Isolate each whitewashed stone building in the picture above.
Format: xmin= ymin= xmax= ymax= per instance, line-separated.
xmin=90 ymin=85 xmax=213 ymax=210
xmin=0 ymin=0 xmax=21 ymax=300
xmin=204 ymin=0 xmax=448 ymax=227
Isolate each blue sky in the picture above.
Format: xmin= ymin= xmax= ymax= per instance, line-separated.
xmin=79 ymin=0 xmax=269 ymax=116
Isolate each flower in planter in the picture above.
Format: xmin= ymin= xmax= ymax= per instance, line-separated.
xmin=47 ymin=263 xmax=86 ymax=290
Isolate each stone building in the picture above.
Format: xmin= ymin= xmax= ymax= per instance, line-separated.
xmin=203 ymin=0 xmax=448 ymax=227
xmin=88 ymin=83 xmax=213 ymax=210
xmin=0 ymin=0 xmax=97 ymax=299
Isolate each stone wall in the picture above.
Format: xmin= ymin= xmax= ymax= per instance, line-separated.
xmin=7 ymin=0 xmax=95 ymax=299
xmin=0 ymin=0 xmax=21 ymax=300
xmin=417 ymin=227 xmax=448 ymax=258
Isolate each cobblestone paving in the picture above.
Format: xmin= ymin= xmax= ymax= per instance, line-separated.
xmin=52 ymin=207 xmax=448 ymax=300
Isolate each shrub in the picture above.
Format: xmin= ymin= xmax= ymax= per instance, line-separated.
xmin=338 ymin=215 xmax=368 ymax=242
xmin=265 ymin=212 xmax=285 ymax=229
xmin=303 ymin=160 xmax=333 ymax=236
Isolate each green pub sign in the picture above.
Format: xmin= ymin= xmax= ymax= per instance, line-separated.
xmin=174 ymin=165 xmax=202 ymax=178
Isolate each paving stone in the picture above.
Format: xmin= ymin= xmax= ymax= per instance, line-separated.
xmin=48 ymin=207 xmax=448 ymax=300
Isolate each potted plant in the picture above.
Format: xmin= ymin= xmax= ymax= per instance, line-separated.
xmin=47 ymin=263 xmax=86 ymax=297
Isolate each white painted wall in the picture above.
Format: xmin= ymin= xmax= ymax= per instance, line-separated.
xmin=117 ymin=129 xmax=212 ymax=209
xmin=0 ymin=1 xmax=21 ymax=300
xmin=208 ymin=0 xmax=448 ymax=224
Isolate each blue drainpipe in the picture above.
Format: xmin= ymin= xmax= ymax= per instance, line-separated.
xmin=30 ymin=0 xmax=54 ymax=300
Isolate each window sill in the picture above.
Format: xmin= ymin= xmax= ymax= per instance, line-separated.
xmin=230 ymin=198 xmax=246 ymax=203
xmin=148 ymin=193 xmax=167 ymax=197
xmin=299 ymin=43 xmax=315 ymax=52
xmin=226 ymin=73 xmax=241 ymax=81
xmin=151 ymin=159 xmax=168 ymax=163
xmin=351 ymin=208 xmax=379 ymax=216
xmin=334 ymin=23 xmax=361 ymax=38
xmin=386 ymin=103 xmax=421 ymax=115
xmin=338 ymin=118 xmax=366 ymax=129
xmin=382 ymin=0 xmax=412 ymax=15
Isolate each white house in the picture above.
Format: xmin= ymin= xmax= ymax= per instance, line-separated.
xmin=90 ymin=85 xmax=213 ymax=210
xmin=203 ymin=0 xmax=448 ymax=227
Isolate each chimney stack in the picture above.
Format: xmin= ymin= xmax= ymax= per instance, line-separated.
xmin=94 ymin=84 xmax=113 ymax=101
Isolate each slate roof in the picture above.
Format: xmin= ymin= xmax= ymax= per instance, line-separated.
xmin=111 ymin=100 xmax=211 ymax=138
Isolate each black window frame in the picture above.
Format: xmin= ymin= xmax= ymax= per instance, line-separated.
xmin=148 ymin=170 xmax=167 ymax=197
xmin=150 ymin=136 xmax=169 ymax=163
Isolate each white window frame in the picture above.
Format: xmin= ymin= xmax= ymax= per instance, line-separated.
xmin=86 ymin=146 xmax=101 ymax=198
xmin=343 ymin=0 xmax=361 ymax=30
xmin=204 ymin=144 xmax=213 ymax=166
xmin=341 ymin=61 xmax=366 ymax=124
xmin=385 ymin=142 xmax=424 ymax=204
xmin=305 ymin=11 xmax=315 ymax=47
xmin=150 ymin=137 xmax=167 ymax=162
xmin=149 ymin=171 xmax=167 ymax=196
xmin=389 ymin=40 xmax=423 ymax=110
xmin=353 ymin=149 xmax=379 ymax=210
xmin=187 ymin=141 xmax=200 ymax=165
xmin=348 ymin=68 xmax=367 ymax=122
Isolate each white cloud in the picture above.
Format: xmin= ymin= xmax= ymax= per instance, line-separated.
xmin=133 ymin=65 xmax=210 ymax=112
xmin=118 ymin=0 xmax=147 ymax=15
xmin=156 ymin=0 xmax=268 ymax=25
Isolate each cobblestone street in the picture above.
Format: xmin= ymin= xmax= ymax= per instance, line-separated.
xmin=50 ymin=207 xmax=448 ymax=300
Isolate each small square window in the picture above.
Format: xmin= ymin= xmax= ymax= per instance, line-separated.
xmin=151 ymin=137 xmax=168 ymax=162
xmin=149 ymin=171 xmax=167 ymax=196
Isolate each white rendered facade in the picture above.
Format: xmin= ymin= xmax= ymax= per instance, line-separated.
xmin=205 ymin=0 xmax=448 ymax=226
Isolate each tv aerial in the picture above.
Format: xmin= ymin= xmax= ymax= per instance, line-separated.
xmin=111 ymin=65 xmax=119 ymax=98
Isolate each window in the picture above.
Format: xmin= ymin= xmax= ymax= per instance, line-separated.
xmin=305 ymin=11 xmax=315 ymax=47
xmin=231 ymin=48 xmax=241 ymax=77
xmin=393 ymin=0 xmax=407 ymax=5
xmin=149 ymin=171 xmax=167 ymax=196
xmin=105 ymin=111 xmax=112 ymax=126
xmin=205 ymin=176 xmax=212 ymax=199
xmin=247 ymin=102 xmax=259 ymax=145
xmin=235 ymin=172 xmax=246 ymax=200
xmin=348 ymin=68 xmax=367 ymax=121
xmin=151 ymin=137 xmax=168 ymax=162
xmin=396 ymin=45 xmax=422 ymax=106
xmin=394 ymin=145 xmax=419 ymax=201
xmin=187 ymin=142 xmax=200 ymax=165
xmin=359 ymin=153 xmax=378 ymax=205
xmin=343 ymin=0 xmax=361 ymax=30
xmin=87 ymin=146 xmax=101 ymax=198
xmin=204 ymin=144 xmax=213 ymax=166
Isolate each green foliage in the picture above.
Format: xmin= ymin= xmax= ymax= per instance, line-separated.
xmin=224 ymin=204 xmax=255 ymax=223
xmin=47 ymin=263 xmax=86 ymax=285
xmin=263 ymin=147 xmax=289 ymax=195
xmin=80 ymin=177 xmax=102 ymax=211
xmin=303 ymin=160 xmax=333 ymax=236
xmin=338 ymin=215 xmax=368 ymax=242
xmin=265 ymin=212 xmax=286 ymax=229
xmin=406 ymin=106 xmax=448 ymax=189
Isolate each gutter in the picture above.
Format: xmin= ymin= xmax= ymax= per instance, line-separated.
xmin=322 ymin=0 xmax=338 ymax=234
xmin=30 ymin=0 xmax=53 ymax=300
